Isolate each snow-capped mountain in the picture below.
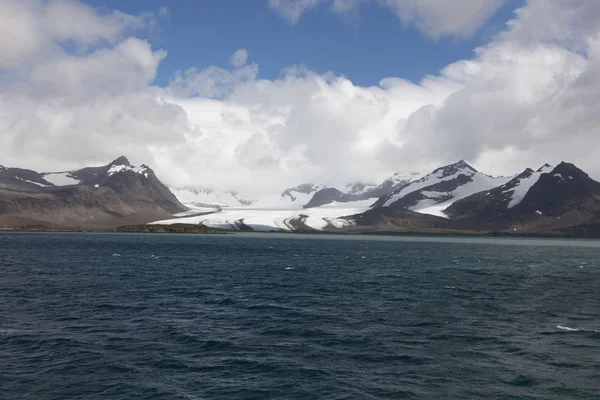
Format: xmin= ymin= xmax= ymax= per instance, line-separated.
xmin=302 ymin=172 xmax=420 ymax=209
xmin=4 ymin=155 xmax=600 ymax=236
xmin=444 ymin=164 xmax=553 ymax=219
xmin=446 ymin=162 xmax=600 ymax=226
xmin=0 ymin=156 xmax=185 ymax=227
xmin=372 ymin=160 xmax=511 ymax=217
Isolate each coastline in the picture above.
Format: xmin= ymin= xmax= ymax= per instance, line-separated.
xmin=2 ymin=223 xmax=600 ymax=239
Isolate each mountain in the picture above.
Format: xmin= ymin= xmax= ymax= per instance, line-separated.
xmin=168 ymin=187 xmax=254 ymax=210
xmin=4 ymin=156 xmax=600 ymax=237
xmin=303 ymin=188 xmax=354 ymax=209
xmin=372 ymin=160 xmax=510 ymax=217
xmin=302 ymin=172 xmax=419 ymax=209
xmin=169 ymin=183 xmax=325 ymax=210
xmin=0 ymin=156 xmax=186 ymax=228
xmin=445 ymin=164 xmax=553 ymax=221
xmin=446 ymin=162 xmax=600 ymax=232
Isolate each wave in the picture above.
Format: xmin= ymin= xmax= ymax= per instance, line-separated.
xmin=557 ymin=325 xmax=580 ymax=332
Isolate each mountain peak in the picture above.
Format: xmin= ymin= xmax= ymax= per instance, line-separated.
xmin=536 ymin=163 xmax=552 ymax=172
xmin=431 ymin=159 xmax=477 ymax=179
xmin=453 ymin=159 xmax=476 ymax=171
xmin=551 ymin=162 xmax=588 ymax=178
xmin=109 ymin=156 xmax=130 ymax=167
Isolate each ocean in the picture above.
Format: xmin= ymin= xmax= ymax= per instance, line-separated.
xmin=0 ymin=232 xmax=599 ymax=399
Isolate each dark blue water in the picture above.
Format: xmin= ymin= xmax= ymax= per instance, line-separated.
xmin=1 ymin=233 xmax=599 ymax=399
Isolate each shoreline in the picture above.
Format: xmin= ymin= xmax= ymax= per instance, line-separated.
xmin=1 ymin=224 xmax=599 ymax=239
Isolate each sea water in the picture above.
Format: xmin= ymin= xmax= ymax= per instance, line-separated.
xmin=0 ymin=232 xmax=599 ymax=399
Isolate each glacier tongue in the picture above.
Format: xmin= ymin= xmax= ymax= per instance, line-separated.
xmin=151 ymin=199 xmax=373 ymax=232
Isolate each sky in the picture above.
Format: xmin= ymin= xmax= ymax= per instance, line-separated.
xmin=0 ymin=0 xmax=599 ymax=195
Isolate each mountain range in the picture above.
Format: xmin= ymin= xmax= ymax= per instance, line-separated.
xmin=1 ymin=156 xmax=600 ymax=237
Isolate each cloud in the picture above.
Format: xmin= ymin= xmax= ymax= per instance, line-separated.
xmin=380 ymin=0 xmax=506 ymax=39
xmin=2 ymin=0 xmax=600 ymax=196
xmin=268 ymin=0 xmax=506 ymax=38
xmin=267 ymin=0 xmax=323 ymax=24
xmin=229 ymin=48 xmax=249 ymax=68
xmin=0 ymin=0 xmax=154 ymax=69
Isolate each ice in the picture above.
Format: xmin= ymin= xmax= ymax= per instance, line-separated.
xmin=42 ymin=172 xmax=81 ymax=186
xmin=507 ymin=164 xmax=553 ymax=208
xmin=173 ymin=207 xmax=219 ymax=217
xmin=170 ymin=184 xmax=328 ymax=210
xmin=151 ymin=199 xmax=372 ymax=232
xmin=169 ymin=186 xmax=254 ymax=208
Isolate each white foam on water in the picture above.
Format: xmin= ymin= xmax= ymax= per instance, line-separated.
xmin=557 ymin=325 xmax=580 ymax=332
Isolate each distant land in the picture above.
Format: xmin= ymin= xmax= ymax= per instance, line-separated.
xmin=1 ymin=156 xmax=600 ymax=238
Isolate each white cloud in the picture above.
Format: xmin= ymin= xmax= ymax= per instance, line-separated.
xmin=268 ymin=0 xmax=506 ymax=38
xmin=380 ymin=0 xmax=506 ymax=39
xmin=0 ymin=0 xmax=154 ymax=69
xmin=229 ymin=48 xmax=249 ymax=68
xmin=2 ymin=0 xmax=600 ymax=197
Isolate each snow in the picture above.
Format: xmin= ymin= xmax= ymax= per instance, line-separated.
xmin=384 ymin=166 xmax=510 ymax=217
xmin=42 ymin=172 xmax=81 ymax=186
xmin=151 ymin=199 xmax=373 ymax=232
xmin=169 ymin=186 xmax=255 ymax=208
xmin=553 ymin=173 xmax=564 ymax=181
xmin=345 ymin=182 xmax=377 ymax=195
xmin=94 ymin=184 xmax=99 ymax=188
xmin=383 ymin=167 xmax=477 ymax=207
xmin=107 ymin=164 xmax=148 ymax=176
xmin=536 ymin=210 xmax=543 ymax=215
xmin=388 ymin=172 xmax=420 ymax=185
xmin=506 ymin=164 xmax=553 ymax=208
xmin=173 ymin=207 xmax=220 ymax=217
xmin=170 ymin=185 xmax=326 ymax=209
xmin=16 ymin=177 xmax=50 ymax=187
xmin=414 ymin=202 xmax=452 ymax=218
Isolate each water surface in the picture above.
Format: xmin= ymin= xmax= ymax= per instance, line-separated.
xmin=1 ymin=232 xmax=599 ymax=399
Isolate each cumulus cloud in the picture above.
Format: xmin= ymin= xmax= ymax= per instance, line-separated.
xmin=229 ymin=49 xmax=249 ymax=68
xmin=268 ymin=0 xmax=506 ymax=38
xmin=0 ymin=0 xmax=154 ymax=69
xmin=1 ymin=0 xmax=600 ymax=196
xmin=380 ymin=0 xmax=506 ymax=39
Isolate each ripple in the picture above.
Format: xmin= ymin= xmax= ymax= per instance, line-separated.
xmin=1 ymin=232 xmax=599 ymax=399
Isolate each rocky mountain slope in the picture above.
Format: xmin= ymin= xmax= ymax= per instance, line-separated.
xmin=0 ymin=157 xmax=186 ymax=228
xmin=372 ymin=160 xmax=510 ymax=216
xmin=3 ymin=156 xmax=600 ymax=237
xmin=445 ymin=162 xmax=600 ymax=233
xmin=303 ymin=172 xmax=419 ymax=209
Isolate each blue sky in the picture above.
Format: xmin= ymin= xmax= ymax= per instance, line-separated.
xmin=86 ymin=0 xmax=523 ymax=87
